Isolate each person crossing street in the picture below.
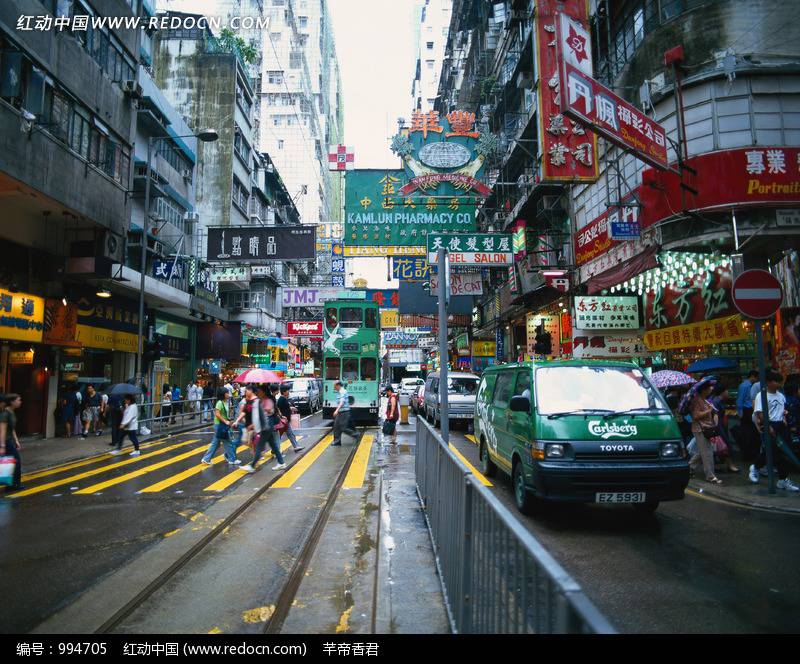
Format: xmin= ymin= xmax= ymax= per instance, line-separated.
xmin=277 ymin=384 xmax=304 ymax=453
xmin=331 ymin=380 xmax=362 ymax=447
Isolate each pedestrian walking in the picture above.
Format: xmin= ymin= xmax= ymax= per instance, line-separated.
xmin=202 ymin=381 xmax=215 ymax=423
xmin=97 ymin=388 xmax=108 ymax=436
xmin=277 ymin=384 xmax=304 ymax=453
xmin=190 ymin=381 xmax=201 ymax=418
xmin=736 ymin=370 xmax=760 ymax=462
xmin=241 ymin=385 xmax=286 ymax=472
xmin=331 ymin=380 xmax=361 ymax=447
xmin=383 ymin=385 xmax=399 ymax=444
xmin=160 ymin=383 xmax=173 ymax=427
xmin=0 ymin=394 xmax=23 ymax=490
xmin=80 ymin=384 xmax=102 ymax=438
xmin=750 ymin=371 xmax=800 ymax=491
xmin=106 ymin=392 xmax=124 ymax=448
xmin=112 ymin=395 xmax=141 ymax=456
xmin=683 ymin=377 xmax=722 ymax=485
xmin=201 ymin=387 xmax=239 ymax=466
xmin=710 ymin=383 xmax=739 ymax=473
xmin=172 ymin=383 xmax=183 ymax=420
xmin=73 ymin=386 xmax=82 ymax=437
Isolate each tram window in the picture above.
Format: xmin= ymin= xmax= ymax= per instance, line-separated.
xmin=325 ymin=307 xmax=338 ymax=329
xmin=361 ymin=358 xmax=377 ymax=381
xmin=365 ymin=308 xmax=377 ymax=328
xmin=340 ymin=307 xmax=362 ymax=328
xmin=325 ymin=358 xmax=340 ymax=380
xmin=342 ymin=358 xmax=359 ymax=382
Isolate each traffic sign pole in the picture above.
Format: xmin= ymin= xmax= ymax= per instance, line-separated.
xmin=732 ymin=269 xmax=784 ymax=496
xmin=754 ymin=323 xmax=776 ymax=494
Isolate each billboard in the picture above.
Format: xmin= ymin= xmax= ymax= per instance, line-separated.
xmin=572 ymin=296 xmax=641 ymax=330
xmin=281 ymin=288 xmax=343 ymax=307
xmin=207 ymin=226 xmax=316 ymax=262
xmin=426 ymin=233 xmax=513 ymax=265
xmin=287 ymin=321 xmax=324 ymax=336
xmin=429 ymin=272 xmax=484 ymax=296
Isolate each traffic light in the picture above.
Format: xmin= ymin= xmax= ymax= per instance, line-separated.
xmin=144 ymin=337 xmax=162 ymax=368
xmin=534 ymin=323 xmax=552 ymax=356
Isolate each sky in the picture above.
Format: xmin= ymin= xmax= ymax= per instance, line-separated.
xmin=160 ymin=0 xmax=422 ymax=288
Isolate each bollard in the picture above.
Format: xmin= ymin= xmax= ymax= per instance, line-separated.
xmin=399 ymin=393 xmax=410 ymax=424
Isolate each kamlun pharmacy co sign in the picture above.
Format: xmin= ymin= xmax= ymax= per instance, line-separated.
xmin=344 ymin=110 xmax=498 ymax=256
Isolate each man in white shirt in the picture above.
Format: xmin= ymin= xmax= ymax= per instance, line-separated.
xmin=751 ymin=371 xmax=799 ymax=491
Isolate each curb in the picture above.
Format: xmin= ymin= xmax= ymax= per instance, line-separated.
xmin=688 ymin=480 xmax=800 ymax=515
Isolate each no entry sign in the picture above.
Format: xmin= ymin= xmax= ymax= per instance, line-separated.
xmin=732 ymin=269 xmax=783 ymax=319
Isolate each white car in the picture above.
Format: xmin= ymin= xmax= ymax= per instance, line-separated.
xmin=400 ymin=377 xmax=425 ymax=397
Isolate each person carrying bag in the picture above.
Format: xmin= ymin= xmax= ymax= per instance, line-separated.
xmin=382 ymin=386 xmax=399 ymax=444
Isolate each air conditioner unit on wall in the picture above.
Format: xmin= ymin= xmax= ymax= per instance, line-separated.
xmin=124 ymin=79 xmax=143 ymax=99
xmin=97 ymin=231 xmax=124 ymax=263
xmin=536 ymin=194 xmax=566 ymax=219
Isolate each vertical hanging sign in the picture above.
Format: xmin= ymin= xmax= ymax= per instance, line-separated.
xmin=534 ymin=1 xmax=598 ymax=183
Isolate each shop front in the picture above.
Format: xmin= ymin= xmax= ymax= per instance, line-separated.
xmin=153 ymin=315 xmax=193 ymax=399
xmin=0 ymin=287 xmax=50 ymax=436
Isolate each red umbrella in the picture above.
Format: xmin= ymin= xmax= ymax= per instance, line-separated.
xmin=234 ymin=368 xmax=282 ymax=384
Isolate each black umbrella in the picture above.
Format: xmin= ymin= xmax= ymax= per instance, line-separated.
xmin=107 ymin=383 xmax=143 ymax=396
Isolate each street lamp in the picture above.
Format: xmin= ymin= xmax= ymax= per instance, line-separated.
xmin=135 ymin=128 xmax=218 ymax=385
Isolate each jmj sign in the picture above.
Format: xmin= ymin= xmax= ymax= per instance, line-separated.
xmin=427 ymin=233 xmax=513 ymax=265
xmin=281 ymin=288 xmax=342 ymax=307
xmin=287 ymin=321 xmax=324 ymax=336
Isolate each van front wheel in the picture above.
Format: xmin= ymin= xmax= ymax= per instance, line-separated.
xmin=512 ymin=461 xmax=536 ymax=515
xmin=479 ymin=441 xmax=496 ymax=478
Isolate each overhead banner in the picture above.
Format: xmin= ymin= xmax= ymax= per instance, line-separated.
xmin=573 ymin=296 xmax=640 ymax=330
xmin=426 ymin=233 xmax=513 ymax=265
xmin=558 ymin=12 xmax=668 ymax=171
xmin=207 ymin=226 xmax=316 ymax=262
xmin=534 ymin=0 xmax=598 ymax=183
xmin=430 ymin=272 xmax=484 ymax=296
xmin=75 ymin=291 xmax=138 ymax=352
xmin=573 ymin=332 xmax=649 ymax=359
xmin=645 ymin=267 xmax=736 ymax=330
xmin=343 ymin=245 xmax=426 ymax=257
xmin=643 ymin=315 xmax=748 ymax=350
xmin=383 ymin=332 xmax=419 ymax=349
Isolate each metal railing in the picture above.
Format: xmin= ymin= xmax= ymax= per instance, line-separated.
xmin=136 ymin=398 xmax=215 ymax=432
xmin=415 ymin=417 xmax=616 ymax=634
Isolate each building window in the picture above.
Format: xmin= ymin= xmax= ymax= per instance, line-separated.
xmin=278 ymin=139 xmax=284 ymax=149
xmin=427 ymin=41 xmax=434 ymax=49
xmin=298 ymin=16 xmax=308 ymax=28
xmin=289 ymin=51 xmax=302 ymax=69
xmin=267 ymin=70 xmax=284 ymax=85
xmin=232 ymin=177 xmax=249 ymax=212
xmin=426 ymin=60 xmax=434 ymax=69
xmin=154 ymin=196 xmax=188 ymax=234
xmin=233 ymin=126 xmax=252 ymax=169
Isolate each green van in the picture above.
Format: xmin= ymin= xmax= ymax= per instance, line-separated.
xmin=474 ymin=360 xmax=689 ymax=514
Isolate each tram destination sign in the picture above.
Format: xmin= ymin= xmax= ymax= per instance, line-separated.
xmin=426 ymin=233 xmax=513 ymax=265
xmin=207 ymin=226 xmax=316 ymax=262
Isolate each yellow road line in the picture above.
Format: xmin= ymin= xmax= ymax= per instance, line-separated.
xmin=203 ymin=441 xmax=293 ymax=492
xmin=272 ymin=435 xmax=334 ymax=488
xmin=9 ymin=439 xmax=201 ymax=498
xmin=448 ymin=443 xmax=492 ymax=487
xmin=343 ymin=435 xmax=374 ymax=489
xmin=21 ymin=433 xmax=193 ymax=482
xmin=74 ymin=442 xmax=210 ymax=494
xmin=138 ymin=445 xmax=250 ymax=493
xmin=465 ymin=434 xmax=478 ymax=446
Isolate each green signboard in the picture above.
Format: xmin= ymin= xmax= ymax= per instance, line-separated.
xmin=344 ymin=111 xmax=499 ymax=255
xmin=427 ymin=233 xmax=513 ymax=265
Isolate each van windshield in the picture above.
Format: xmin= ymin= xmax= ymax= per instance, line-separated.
xmin=448 ymin=377 xmax=478 ymax=395
xmin=534 ymin=366 xmax=667 ymax=415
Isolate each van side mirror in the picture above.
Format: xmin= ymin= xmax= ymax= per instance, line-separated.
xmin=509 ymin=395 xmax=530 ymax=413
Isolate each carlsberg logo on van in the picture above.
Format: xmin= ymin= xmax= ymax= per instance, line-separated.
xmin=588 ymin=420 xmax=638 ymax=439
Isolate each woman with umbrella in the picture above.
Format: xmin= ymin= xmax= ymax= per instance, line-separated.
xmin=680 ymin=376 xmax=723 ymax=484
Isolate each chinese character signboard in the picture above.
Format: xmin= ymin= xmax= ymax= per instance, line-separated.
xmin=364 ymin=289 xmax=399 ymax=308
xmin=380 ymin=310 xmax=399 ymax=329
xmin=645 ymin=267 xmax=735 ymax=330
xmin=331 ymin=241 xmax=345 ymax=279
xmin=210 ymin=266 xmax=250 ymax=283
xmin=152 ymin=259 xmax=184 ymax=280
xmin=287 ymin=321 xmax=324 ymax=336
xmin=573 ymin=296 xmax=640 ymax=330
xmin=558 ymin=14 xmax=668 ymax=171
xmin=43 ymin=298 xmax=78 ymax=346
xmin=426 ymin=233 xmax=513 ymax=265
xmin=75 ymin=291 xmax=139 ymax=352
xmin=393 ymin=257 xmax=433 ymax=281
xmin=534 ymin=2 xmax=598 ymax=182
xmin=608 ymin=206 xmax=641 ymax=241
xmin=328 ymin=144 xmax=354 ymax=171
xmin=573 ymin=332 xmax=649 ymax=359
xmin=0 ymin=288 xmax=44 ymax=343
xmin=643 ymin=315 xmax=748 ymax=350
xmin=207 ymin=226 xmax=316 ymax=262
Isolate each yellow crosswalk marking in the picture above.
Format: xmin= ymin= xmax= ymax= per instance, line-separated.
xmin=21 ymin=433 xmax=193 ymax=482
xmin=203 ymin=441 xmax=293 ymax=493
xmin=272 ymin=435 xmax=334 ymax=488
xmin=449 ymin=443 xmax=492 ymax=487
xmin=343 ymin=435 xmax=374 ymax=489
xmin=138 ymin=445 xmax=249 ymax=493
xmin=9 ymin=439 xmax=201 ymax=498
xmin=465 ymin=434 xmax=478 ymax=446
xmin=73 ymin=443 xmax=212 ymax=494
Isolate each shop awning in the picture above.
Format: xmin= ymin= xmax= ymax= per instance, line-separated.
xmin=586 ymin=245 xmax=659 ymax=294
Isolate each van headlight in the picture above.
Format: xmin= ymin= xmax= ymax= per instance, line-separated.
xmin=546 ymin=444 xmax=565 ymax=459
xmin=661 ymin=442 xmax=680 ymax=458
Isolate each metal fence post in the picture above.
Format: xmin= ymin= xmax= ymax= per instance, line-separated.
xmin=460 ymin=477 xmax=473 ymax=633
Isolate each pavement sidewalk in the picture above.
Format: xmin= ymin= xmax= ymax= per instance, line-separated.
xmin=689 ymin=468 xmax=800 ymax=514
xmin=19 ymin=418 xmax=213 ymax=474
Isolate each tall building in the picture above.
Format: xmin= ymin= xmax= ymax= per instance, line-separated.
xmin=411 ymin=0 xmax=453 ymax=112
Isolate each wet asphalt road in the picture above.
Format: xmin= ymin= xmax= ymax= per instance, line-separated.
xmin=442 ymin=419 xmax=800 ymax=634
xmin=0 ymin=413 xmax=333 ymax=634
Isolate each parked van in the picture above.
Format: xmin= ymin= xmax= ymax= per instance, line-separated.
xmin=423 ymin=371 xmax=480 ymax=427
xmin=473 ymin=361 xmax=689 ymax=514
xmin=284 ymin=377 xmax=321 ymax=415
